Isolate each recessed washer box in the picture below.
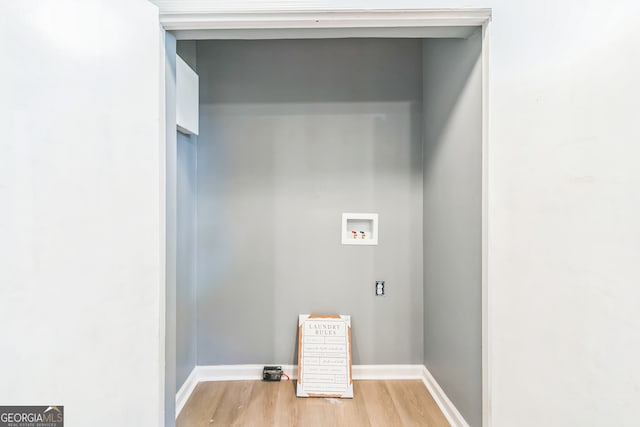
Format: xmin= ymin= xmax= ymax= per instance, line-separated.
xmin=341 ymin=213 xmax=378 ymax=245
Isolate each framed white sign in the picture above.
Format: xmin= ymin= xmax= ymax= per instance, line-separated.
xmin=296 ymin=314 xmax=353 ymax=398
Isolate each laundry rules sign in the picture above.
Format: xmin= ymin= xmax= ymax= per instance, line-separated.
xmin=296 ymin=314 xmax=353 ymax=398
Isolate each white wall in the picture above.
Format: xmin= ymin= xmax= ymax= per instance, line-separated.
xmin=486 ymin=2 xmax=640 ymax=425
xmin=0 ymin=1 xmax=164 ymax=426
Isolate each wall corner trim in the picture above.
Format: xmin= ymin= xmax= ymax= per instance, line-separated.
xmin=421 ymin=365 xmax=471 ymax=427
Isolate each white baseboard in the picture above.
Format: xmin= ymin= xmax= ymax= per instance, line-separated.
xmin=198 ymin=364 xmax=297 ymax=381
xmin=187 ymin=363 xmax=425 ymax=385
xmin=175 ymin=367 xmax=199 ymax=417
xmin=176 ymin=363 xmax=466 ymax=425
xmin=420 ymin=365 xmax=470 ymax=427
xmin=353 ymin=364 xmax=424 ymax=380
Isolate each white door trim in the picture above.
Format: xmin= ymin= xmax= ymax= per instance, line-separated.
xmin=156 ymin=6 xmax=492 ymax=427
xmin=157 ymin=8 xmax=491 ymax=31
xmin=481 ymin=19 xmax=492 ymax=427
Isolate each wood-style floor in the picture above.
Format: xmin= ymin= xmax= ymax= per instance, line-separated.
xmin=177 ymin=380 xmax=450 ymax=427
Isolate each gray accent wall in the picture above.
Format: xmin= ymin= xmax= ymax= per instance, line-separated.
xmin=422 ymin=33 xmax=483 ymax=426
xmin=177 ymin=40 xmax=197 ymax=71
xmin=176 ymin=131 xmax=197 ymax=390
xmin=196 ymin=39 xmax=424 ymax=365
xmin=175 ymin=40 xmax=199 ymax=392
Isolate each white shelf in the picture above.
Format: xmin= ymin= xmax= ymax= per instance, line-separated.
xmin=176 ymin=55 xmax=199 ymax=135
xmin=341 ymin=213 xmax=378 ymax=245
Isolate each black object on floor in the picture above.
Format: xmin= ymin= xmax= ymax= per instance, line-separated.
xmin=263 ymin=366 xmax=283 ymax=381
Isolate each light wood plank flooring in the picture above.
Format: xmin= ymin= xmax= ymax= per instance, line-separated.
xmin=177 ymin=380 xmax=450 ymax=427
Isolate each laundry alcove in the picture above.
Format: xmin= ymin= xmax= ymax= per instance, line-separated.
xmin=172 ymin=23 xmax=484 ymax=427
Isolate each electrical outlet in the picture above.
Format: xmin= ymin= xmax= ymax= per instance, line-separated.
xmin=375 ymin=281 xmax=385 ymax=296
